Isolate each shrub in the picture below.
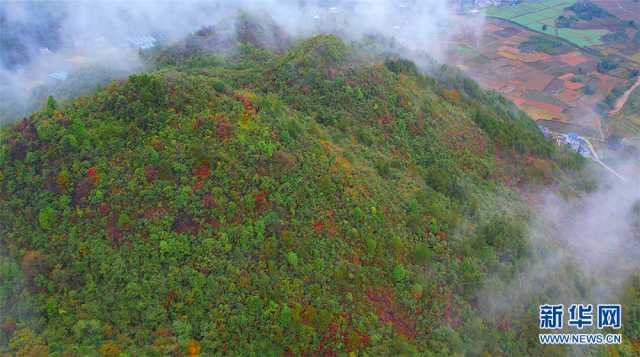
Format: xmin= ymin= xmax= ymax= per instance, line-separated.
xmin=286 ymin=251 xmax=299 ymax=268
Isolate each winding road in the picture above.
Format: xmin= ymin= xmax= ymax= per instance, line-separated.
xmin=579 ymin=136 xmax=627 ymax=182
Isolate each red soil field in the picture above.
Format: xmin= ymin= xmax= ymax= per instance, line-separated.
xmin=523 ymin=99 xmax=565 ymax=115
xmin=558 ymin=89 xmax=582 ymax=103
xmin=558 ymin=52 xmax=590 ymax=66
xmin=564 ymin=81 xmax=585 ymax=91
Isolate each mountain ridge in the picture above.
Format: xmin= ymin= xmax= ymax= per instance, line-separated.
xmin=0 ymin=33 xmax=594 ymax=356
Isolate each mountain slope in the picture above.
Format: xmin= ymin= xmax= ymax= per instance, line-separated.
xmin=0 ymin=34 xmax=585 ymax=356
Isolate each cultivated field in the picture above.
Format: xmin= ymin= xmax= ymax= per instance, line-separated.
xmin=481 ymin=0 xmax=640 ymax=146
xmin=449 ymin=17 xmax=628 ymax=139
xmin=485 ymin=0 xmax=611 ymax=47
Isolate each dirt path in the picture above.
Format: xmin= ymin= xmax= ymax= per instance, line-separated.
xmin=609 ymin=76 xmax=640 ymax=117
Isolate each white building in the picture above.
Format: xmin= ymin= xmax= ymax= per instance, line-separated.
xmin=127 ymin=35 xmax=157 ymax=50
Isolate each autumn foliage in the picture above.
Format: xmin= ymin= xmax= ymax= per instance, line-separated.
xmin=0 ymin=30 xmax=598 ymax=357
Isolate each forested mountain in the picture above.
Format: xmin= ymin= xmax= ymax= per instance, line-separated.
xmin=0 ymin=23 xmax=637 ymax=356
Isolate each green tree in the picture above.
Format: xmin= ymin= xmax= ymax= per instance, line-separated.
xmin=45 ymin=96 xmax=57 ymax=116
xmin=37 ymin=206 xmax=56 ymax=231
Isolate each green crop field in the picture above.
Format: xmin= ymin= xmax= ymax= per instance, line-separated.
xmin=485 ymin=0 xmax=611 ymax=48
xmin=557 ymin=28 xmax=610 ymax=46
xmin=485 ymin=0 xmax=575 ymax=20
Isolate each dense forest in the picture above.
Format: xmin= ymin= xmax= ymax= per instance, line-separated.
xmin=0 ymin=17 xmax=638 ymax=356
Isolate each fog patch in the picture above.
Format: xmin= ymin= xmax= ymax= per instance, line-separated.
xmin=0 ymin=0 xmax=484 ymax=121
xmin=480 ymin=159 xmax=640 ymax=316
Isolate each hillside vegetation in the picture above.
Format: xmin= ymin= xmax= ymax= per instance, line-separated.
xmin=1 ymin=27 xmax=619 ymax=356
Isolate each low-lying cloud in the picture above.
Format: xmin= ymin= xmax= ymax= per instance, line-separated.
xmin=482 ymin=159 xmax=640 ymax=318
xmin=0 ymin=0 xmax=483 ymax=121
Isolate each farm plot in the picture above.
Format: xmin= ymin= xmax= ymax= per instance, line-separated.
xmin=486 ymin=0 xmax=611 ymax=48
xmin=486 ymin=0 xmax=575 ymax=20
xmin=449 ymin=17 xmax=628 ymax=137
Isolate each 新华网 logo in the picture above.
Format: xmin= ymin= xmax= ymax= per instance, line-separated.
xmin=538 ymin=304 xmax=622 ymax=345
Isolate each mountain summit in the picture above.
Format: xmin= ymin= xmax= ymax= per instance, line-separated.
xmin=0 ymin=34 xmax=594 ymax=356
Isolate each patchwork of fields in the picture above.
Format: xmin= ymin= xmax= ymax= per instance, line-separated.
xmin=479 ymin=0 xmax=640 ymax=146
xmin=486 ymin=0 xmax=610 ymax=47
xmin=450 ymin=17 xmax=628 ymax=139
